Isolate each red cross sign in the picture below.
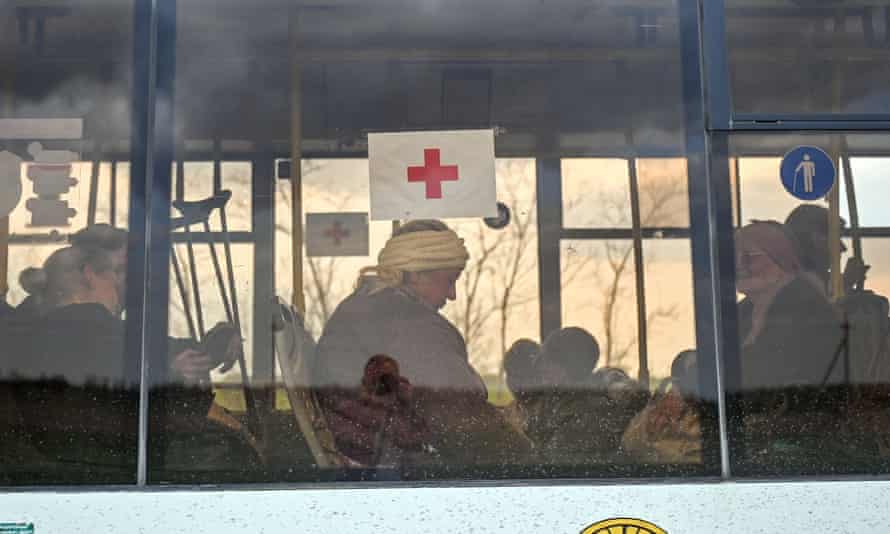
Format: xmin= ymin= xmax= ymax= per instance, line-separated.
xmin=407 ymin=148 xmax=459 ymax=199
xmin=368 ymin=130 xmax=497 ymax=220
xmin=324 ymin=220 xmax=350 ymax=245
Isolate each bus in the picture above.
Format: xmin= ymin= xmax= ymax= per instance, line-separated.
xmin=3 ymin=0 xmax=890 ymax=531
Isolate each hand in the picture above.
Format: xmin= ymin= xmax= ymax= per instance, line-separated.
xmin=202 ymin=322 xmax=241 ymax=374
xmin=218 ymin=331 xmax=241 ymax=374
xmin=172 ymin=348 xmax=214 ymax=384
xmin=843 ymin=256 xmax=870 ymax=291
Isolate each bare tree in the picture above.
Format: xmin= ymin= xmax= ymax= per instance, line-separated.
xmin=445 ymin=220 xmax=504 ymax=364
xmin=578 ymin=166 xmax=686 ymax=368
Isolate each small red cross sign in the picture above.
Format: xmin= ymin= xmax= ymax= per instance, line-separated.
xmin=407 ymin=148 xmax=459 ymax=199
xmin=324 ymin=220 xmax=350 ymax=245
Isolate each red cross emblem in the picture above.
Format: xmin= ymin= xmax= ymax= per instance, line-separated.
xmin=324 ymin=220 xmax=350 ymax=245
xmin=407 ymin=148 xmax=459 ymax=199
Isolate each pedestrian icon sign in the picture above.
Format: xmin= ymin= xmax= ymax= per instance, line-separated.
xmin=780 ymin=145 xmax=835 ymax=201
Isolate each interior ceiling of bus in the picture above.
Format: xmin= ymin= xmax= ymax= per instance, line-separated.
xmin=3 ymin=0 xmax=890 ymax=157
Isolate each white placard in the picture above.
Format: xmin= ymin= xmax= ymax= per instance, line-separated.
xmin=368 ymin=129 xmax=497 ymax=220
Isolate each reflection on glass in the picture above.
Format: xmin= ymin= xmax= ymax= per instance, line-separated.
xmin=727 ymin=1 xmax=890 ymax=115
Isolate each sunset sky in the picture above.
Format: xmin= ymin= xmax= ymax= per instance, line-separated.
xmin=5 ymin=152 xmax=888 ymax=387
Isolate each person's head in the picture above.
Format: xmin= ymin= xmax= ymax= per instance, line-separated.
xmin=362 ymin=354 xmax=401 ymax=396
xmin=538 ymin=327 xmax=599 ymax=387
xmin=591 ymin=366 xmax=639 ymax=399
xmin=735 ymin=221 xmax=800 ymax=298
xmin=359 ymin=219 xmax=469 ymax=310
xmin=503 ymin=338 xmax=541 ymax=400
xmin=784 ymin=204 xmax=846 ymax=277
xmin=670 ymin=349 xmax=698 ymax=399
xmin=18 ymin=266 xmax=48 ymax=313
xmin=27 ymin=225 xmax=128 ymax=315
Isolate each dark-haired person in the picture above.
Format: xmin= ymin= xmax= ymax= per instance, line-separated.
xmin=501 ymin=338 xmax=541 ymax=435
xmin=525 ymin=327 xmax=646 ymax=467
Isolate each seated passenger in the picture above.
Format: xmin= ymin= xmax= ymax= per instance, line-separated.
xmin=786 ymin=204 xmax=890 ymax=387
xmin=590 ymin=367 xmax=637 ymax=396
xmin=735 ymin=221 xmax=844 ymax=393
xmin=12 ymin=267 xmax=47 ymax=320
xmin=734 ymin=221 xmax=857 ymax=472
xmin=535 ymin=326 xmax=599 ymax=391
xmin=313 ymin=220 xmax=531 ymax=470
xmin=501 ymin=338 xmax=541 ymax=434
xmin=784 ymin=204 xmax=846 ymax=294
xmin=525 ymin=327 xmax=645 ymax=465
xmin=1 ymin=225 xmax=248 ymax=482
xmin=621 ymin=350 xmax=702 ymax=464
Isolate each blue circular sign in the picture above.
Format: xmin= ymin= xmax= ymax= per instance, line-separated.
xmin=779 ymin=146 xmax=836 ymax=201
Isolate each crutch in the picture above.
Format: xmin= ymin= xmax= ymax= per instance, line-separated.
xmin=172 ymin=190 xmax=261 ymax=438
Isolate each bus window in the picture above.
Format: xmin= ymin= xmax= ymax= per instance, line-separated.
xmin=726 ymin=1 xmax=890 ymax=116
xmin=729 ymin=133 xmax=890 ymax=476
xmin=0 ymin=0 xmax=137 ymax=485
xmin=144 ymin=0 xmax=720 ymax=483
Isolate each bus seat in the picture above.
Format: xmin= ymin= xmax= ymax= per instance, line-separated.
xmin=272 ymin=298 xmax=357 ymax=469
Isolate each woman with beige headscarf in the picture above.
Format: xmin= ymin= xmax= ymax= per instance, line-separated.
xmin=313 ymin=220 xmax=530 ymax=469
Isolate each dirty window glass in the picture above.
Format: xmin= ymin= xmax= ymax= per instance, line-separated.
xmin=0 ymin=0 xmax=137 ymax=485
xmin=153 ymin=0 xmax=716 ymax=483
xmin=729 ymin=133 xmax=890 ymax=476
xmin=727 ymin=1 xmax=890 ymax=115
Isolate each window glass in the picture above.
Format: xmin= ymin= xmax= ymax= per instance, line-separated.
xmin=841 ymin=158 xmax=890 ymax=228
xmin=636 ymin=158 xmax=690 ymax=229
xmin=0 ymin=0 xmax=137 ymax=485
xmin=729 ymin=133 xmax=890 ymax=476
xmin=562 ymin=159 xmax=630 ymax=229
xmin=727 ymin=1 xmax=890 ymax=115
xmin=560 ymin=237 xmax=699 ymax=467
xmin=162 ymin=0 xmax=714 ymax=482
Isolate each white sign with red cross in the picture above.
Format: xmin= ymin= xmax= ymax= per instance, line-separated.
xmin=368 ymin=129 xmax=497 ymax=220
xmin=305 ymin=212 xmax=370 ymax=257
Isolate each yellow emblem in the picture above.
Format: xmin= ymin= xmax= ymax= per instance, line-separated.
xmin=581 ymin=518 xmax=667 ymax=534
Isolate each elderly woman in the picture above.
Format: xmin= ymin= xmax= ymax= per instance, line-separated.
xmin=733 ymin=221 xmax=856 ymax=473
xmin=313 ymin=220 xmax=530 ymax=469
xmin=735 ymin=221 xmax=844 ymax=392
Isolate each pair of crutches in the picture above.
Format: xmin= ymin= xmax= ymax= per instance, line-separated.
xmin=170 ymin=190 xmax=260 ymax=438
